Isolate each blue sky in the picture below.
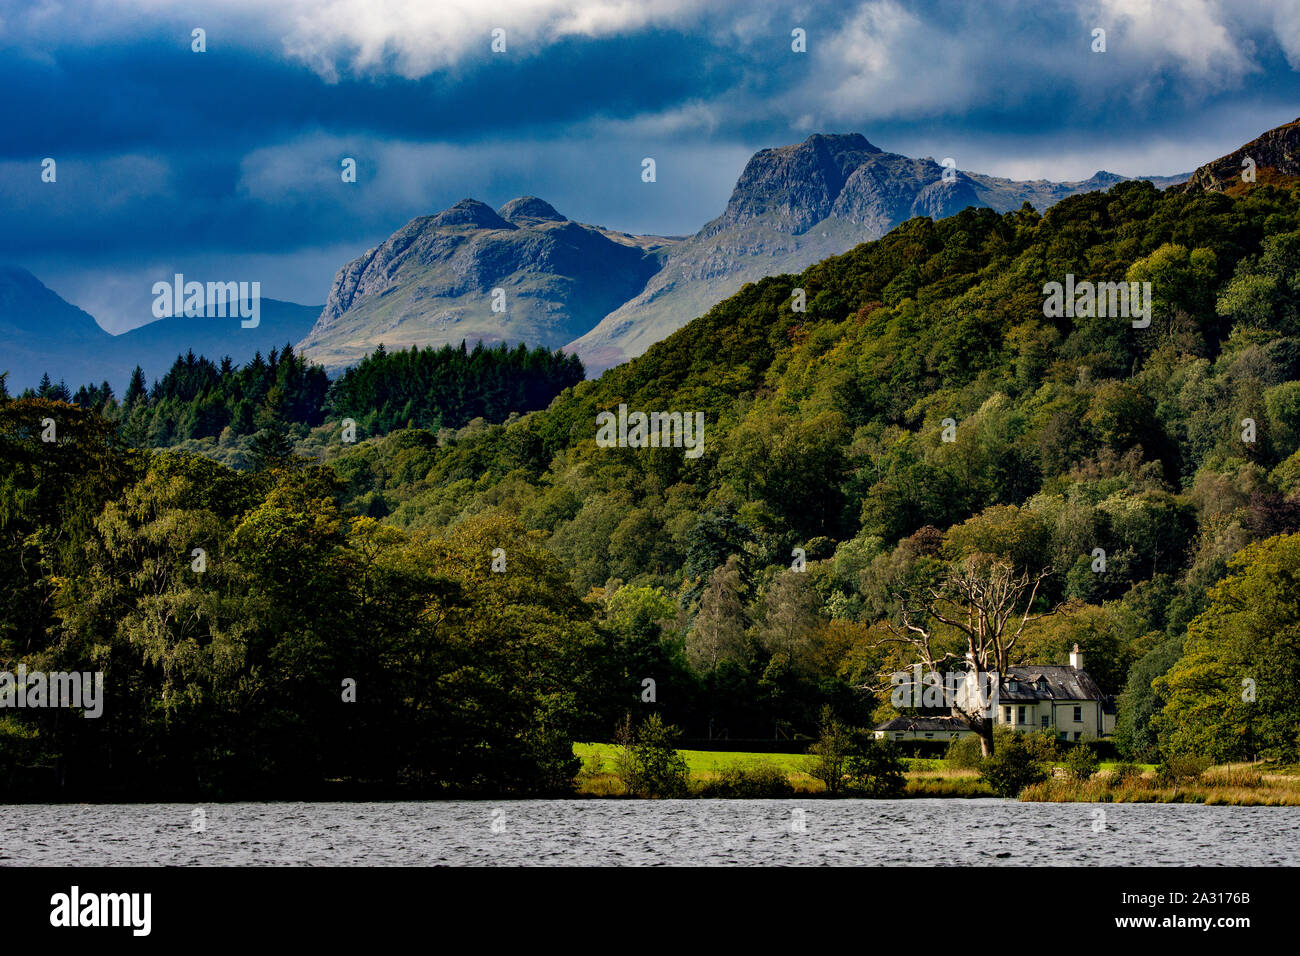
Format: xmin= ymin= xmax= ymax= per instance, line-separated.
xmin=3 ymin=0 xmax=1300 ymax=332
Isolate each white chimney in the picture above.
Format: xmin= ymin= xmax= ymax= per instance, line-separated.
xmin=1069 ymin=643 xmax=1083 ymax=670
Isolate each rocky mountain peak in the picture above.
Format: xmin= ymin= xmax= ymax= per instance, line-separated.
xmin=498 ymin=196 xmax=567 ymax=224
xmin=297 ymin=194 xmax=663 ymax=372
xmin=715 ymin=132 xmax=886 ymax=235
xmin=1178 ymin=117 xmax=1300 ymax=194
xmin=431 ymin=198 xmax=514 ymax=230
xmin=810 ymin=131 xmax=882 ymax=154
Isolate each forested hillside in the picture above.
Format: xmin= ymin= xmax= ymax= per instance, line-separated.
xmin=5 ymin=178 xmax=1300 ymax=798
xmin=329 ymin=178 xmax=1300 ymax=762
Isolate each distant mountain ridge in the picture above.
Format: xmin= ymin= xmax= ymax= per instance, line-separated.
xmin=0 ymin=266 xmax=320 ymax=393
xmin=296 ymin=197 xmax=675 ymax=373
xmin=292 ymin=131 xmax=1189 ymax=378
xmin=21 ymin=119 xmax=1278 ymax=391
xmin=565 ymin=133 xmax=1190 ymax=373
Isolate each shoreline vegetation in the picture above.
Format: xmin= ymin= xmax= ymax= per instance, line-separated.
xmin=574 ymin=743 xmax=1300 ymax=805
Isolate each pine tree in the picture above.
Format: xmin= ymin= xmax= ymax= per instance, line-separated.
xmin=250 ymin=424 xmax=295 ymax=471
xmin=124 ymin=366 xmax=147 ymax=408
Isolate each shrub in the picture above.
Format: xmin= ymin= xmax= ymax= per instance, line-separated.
xmin=613 ymin=713 xmax=690 ymax=798
xmin=1156 ymin=753 xmax=1212 ymax=785
xmin=808 ymin=706 xmax=855 ymax=795
xmin=945 ymin=734 xmax=984 ymax=769
xmin=989 ymin=724 xmax=1059 ymax=761
xmin=1107 ymin=762 xmax=1142 ymax=787
xmin=1088 ymin=738 xmax=1118 ymax=761
xmin=981 ymin=733 xmax=1048 ymax=797
xmin=845 ymin=735 xmax=907 ymax=797
xmin=1064 ymin=743 xmax=1100 ymax=781
xmin=526 ymin=725 xmax=582 ymax=794
xmin=579 ymin=749 xmax=604 ymax=779
xmin=1024 ymin=727 xmax=1063 ymax=761
xmin=699 ymin=762 xmax=795 ymax=798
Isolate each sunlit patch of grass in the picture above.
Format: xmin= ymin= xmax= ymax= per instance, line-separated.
xmin=572 ymin=744 xmax=1242 ymax=800
xmin=574 ymin=742 xmax=823 ymax=795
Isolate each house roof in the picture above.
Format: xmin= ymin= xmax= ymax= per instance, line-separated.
xmin=874 ymin=715 xmax=973 ymax=732
xmin=999 ymin=665 xmax=1105 ymax=702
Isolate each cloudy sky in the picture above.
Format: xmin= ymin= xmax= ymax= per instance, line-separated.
xmin=3 ymin=0 xmax=1300 ymax=332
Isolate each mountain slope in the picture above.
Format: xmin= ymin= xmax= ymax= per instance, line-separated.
xmin=296 ymin=198 xmax=675 ymax=373
xmin=0 ymin=266 xmax=320 ymax=392
xmin=1176 ymin=116 xmax=1300 ymax=195
xmin=0 ymin=266 xmax=116 ymax=392
xmin=0 ymin=265 xmax=106 ymax=344
xmin=566 ymin=133 xmax=1188 ymax=374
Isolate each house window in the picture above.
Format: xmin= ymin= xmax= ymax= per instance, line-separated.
xmin=1073 ymin=705 xmax=1082 ymax=722
xmin=1074 ymin=732 xmax=1083 ymax=741
xmin=1017 ymin=706 xmax=1026 ymax=724
xmin=1041 ymin=716 xmax=1049 ymax=728
xmin=1058 ymin=731 xmax=1067 ymax=741
xmin=924 ymin=732 xmax=934 ymax=738
xmin=1004 ymin=706 xmax=1012 ymax=723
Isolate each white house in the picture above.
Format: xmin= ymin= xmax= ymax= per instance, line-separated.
xmin=874 ymin=645 xmax=1117 ymax=745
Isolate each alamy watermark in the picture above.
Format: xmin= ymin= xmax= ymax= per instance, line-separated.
xmin=1042 ymin=274 xmax=1151 ymax=328
xmin=596 ymin=404 xmax=705 ymax=459
xmin=0 ymin=666 xmax=103 ymax=718
xmin=50 ymin=886 xmax=150 ymax=936
xmin=889 ymin=665 xmax=1000 ymax=716
xmin=152 ymin=273 xmax=261 ymax=328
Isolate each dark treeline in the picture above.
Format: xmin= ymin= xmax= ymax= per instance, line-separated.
xmin=128 ymin=345 xmax=329 ymax=447
xmin=19 ymin=339 xmax=583 ymax=454
xmin=330 ymin=341 xmax=585 ymax=433
xmin=21 ymin=344 xmax=329 ymax=449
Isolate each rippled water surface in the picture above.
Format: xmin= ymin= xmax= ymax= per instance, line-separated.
xmin=2 ymin=800 xmax=1297 ymax=865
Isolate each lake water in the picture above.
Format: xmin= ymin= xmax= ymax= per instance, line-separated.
xmin=2 ymin=799 xmax=1297 ymax=866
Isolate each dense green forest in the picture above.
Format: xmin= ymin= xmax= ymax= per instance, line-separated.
xmin=4 ymin=178 xmax=1300 ymax=797
xmin=329 ymin=340 xmax=586 ymax=434
xmin=16 ymin=340 xmax=584 ymax=472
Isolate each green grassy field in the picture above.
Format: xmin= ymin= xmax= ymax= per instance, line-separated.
xmin=574 ymin=742 xmax=822 ymax=794
xmin=575 ymin=743 xmax=1153 ymax=774
xmin=574 ymin=743 xmax=991 ymax=796
xmin=575 ymin=742 xmax=815 ymax=776
xmin=572 ymin=743 xmax=1170 ymax=798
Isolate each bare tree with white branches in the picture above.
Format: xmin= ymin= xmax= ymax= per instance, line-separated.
xmin=881 ymin=555 xmax=1057 ymax=756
